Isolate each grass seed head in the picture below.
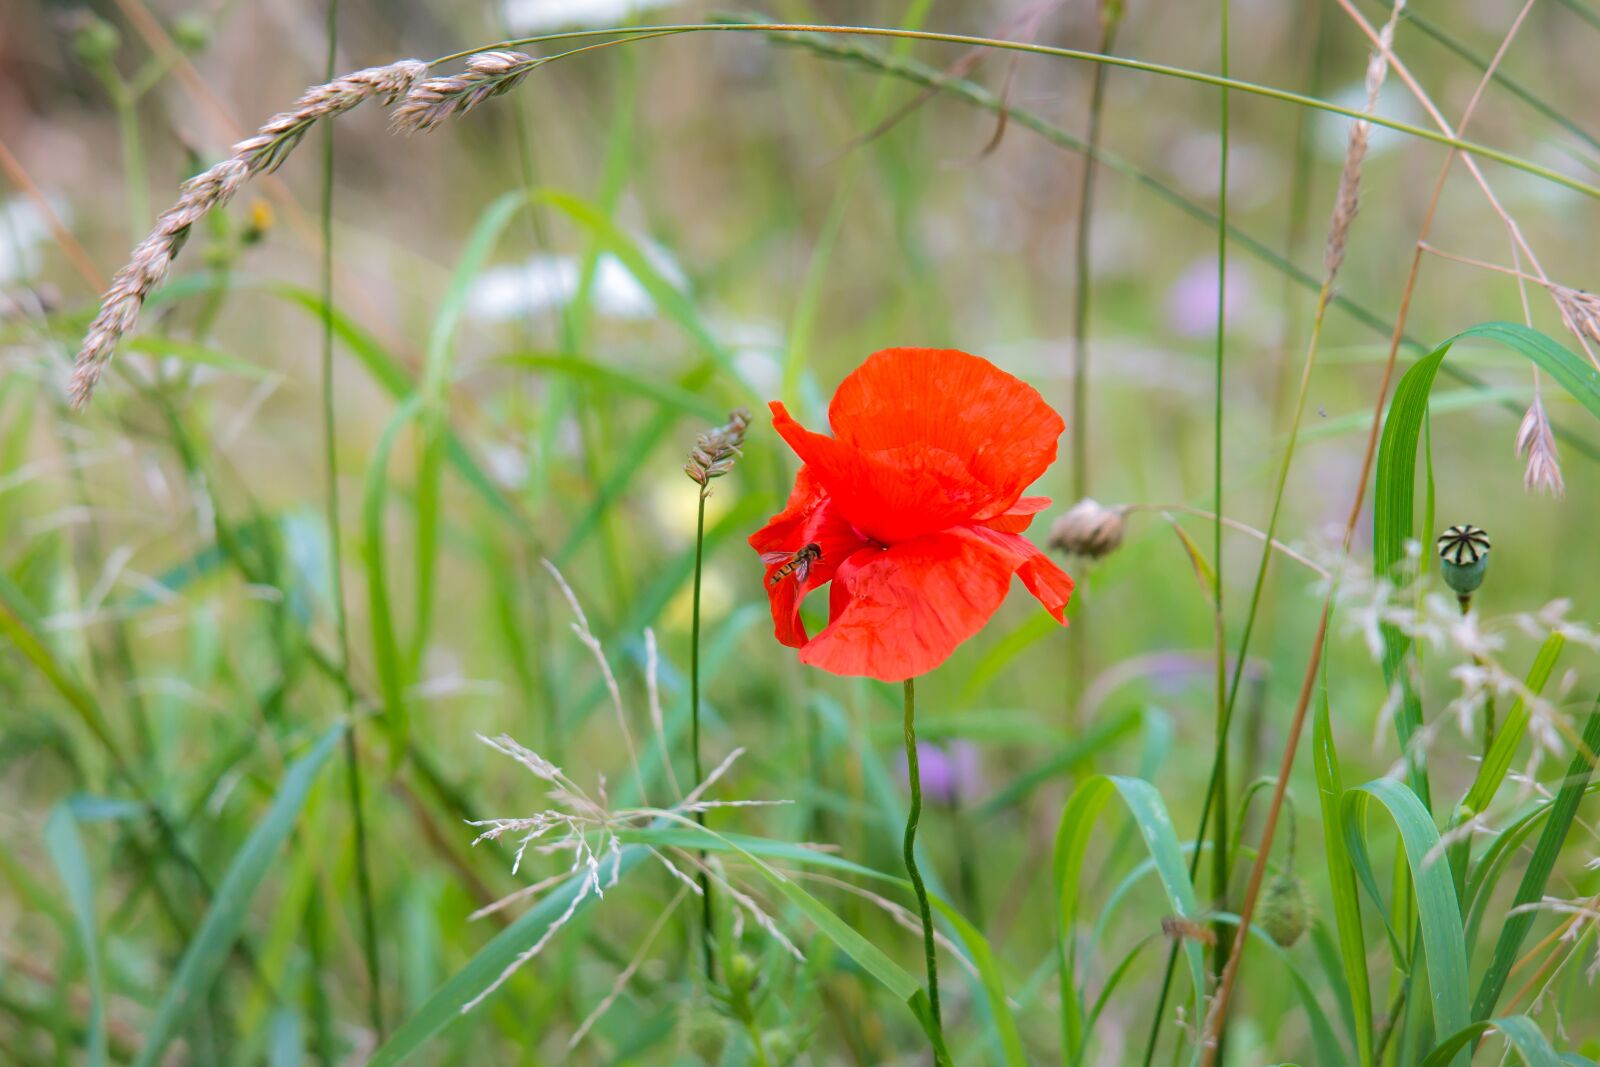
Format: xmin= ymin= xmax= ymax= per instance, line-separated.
xmin=685 ymin=407 xmax=752 ymax=492
xmin=390 ymin=51 xmax=541 ymax=134
xmin=69 ymin=57 xmax=428 ymax=409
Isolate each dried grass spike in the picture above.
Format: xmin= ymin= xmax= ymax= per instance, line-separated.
xmin=1516 ymin=392 xmax=1565 ymax=496
xmin=390 ymin=51 xmax=540 ymax=134
xmin=69 ymin=57 xmax=428 ymax=410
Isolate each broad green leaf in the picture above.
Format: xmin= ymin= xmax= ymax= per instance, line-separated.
xmin=1419 ymin=1016 xmax=1565 ymax=1067
xmin=1341 ymin=779 xmax=1470 ymax=1058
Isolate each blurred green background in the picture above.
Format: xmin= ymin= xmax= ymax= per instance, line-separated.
xmin=2 ymin=0 xmax=1599 ymax=1062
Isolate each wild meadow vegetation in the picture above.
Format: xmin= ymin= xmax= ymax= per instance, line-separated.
xmin=4 ymin=0 xmax=1600 ymax=1063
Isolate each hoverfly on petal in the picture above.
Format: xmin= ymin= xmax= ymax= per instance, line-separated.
xmin=763 ymin=543 xmax=823 ymax=586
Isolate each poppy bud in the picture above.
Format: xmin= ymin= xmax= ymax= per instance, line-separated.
xmin=1259 ymin=872 xmax=1311 ymax=947
xmin=1049 ymin=498 xmax=1128 ymax=560
xmin=1436 ymin=524 xmax=1490 ymax=611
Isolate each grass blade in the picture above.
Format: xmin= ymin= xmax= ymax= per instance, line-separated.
xmin=1054 ymin=775 xmax=1204 ymax=1064
xmin=1341 ymin=778 xmax=1470 ymax=1057
xmin=132 ymin=724 xmax=345 ymax=1067
xmin=1461 ymin=633 xmax=1565 ymax=817
xmin=370 ymin=845 xmax=649 ymax=1066
xmin=44 ymin=805 xmax=105 ymax=1067
xmin=1313 ymin=684 xmax=1374 ymax=1066
xmin=1471 ymin=696 xmax=1600 ymax=1021
xmin=1418 ymin=1016 xmax=1565 ymax=1067
xmin=1375 ymin=322 xmax=1600 ymax=812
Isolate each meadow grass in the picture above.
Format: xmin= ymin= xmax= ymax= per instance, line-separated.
xmin=4 ymin=2 xmax=1600 ymax=1064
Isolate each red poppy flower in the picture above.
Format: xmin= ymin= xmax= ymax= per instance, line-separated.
xmin=749 ymin=347 xmax=1075 ymax=682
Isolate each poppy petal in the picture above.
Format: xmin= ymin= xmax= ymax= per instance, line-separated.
xmin=798 ymin=532 xmax=1015 ymax=681
xmin=769 ymin=402 xmax=995 ymax=542
xmin=958 ymin=525 xmax=1076 ymax=623
xmin=981 ymin=495 xmax=1051 ymax=534
xmin=749 ymin=468 xmax=866 ymax=647
xmin=826 ymin=348 xmax=1065 ymax=516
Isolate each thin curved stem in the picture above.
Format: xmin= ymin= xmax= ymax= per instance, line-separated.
xmin=902 ymin=678 xmax=946 ymax=1057
xmin=425 ymin=22 xmax=1600 ymax=200
xmin=690 ymin=491 xmax=715 ymax=981
xmin=322 ymin=0 xmax=383 ymax=1039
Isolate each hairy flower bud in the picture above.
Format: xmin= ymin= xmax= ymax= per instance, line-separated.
xmin=1048 ymin=498 xmax=1128 ymax=560
xmin=1259 ymin=873 xmax=1311 ymax=948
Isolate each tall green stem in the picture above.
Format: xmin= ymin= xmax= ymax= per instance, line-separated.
xmin=1069 ymin=16 xmax=1118 ymax=502
xmin=690 ymin=491 xmax=714 ymax=980
xmin=902 ymin=678 xmax=945 ymax=1053
xmin=321 ymin=0 xmax=383 ymax=1038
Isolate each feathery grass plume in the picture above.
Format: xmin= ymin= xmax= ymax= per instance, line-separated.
xmin=1516 ymin=391 xmax=1565 ymax=496
xmin=1048 ymin=498 xmax=1128 ymax=559
xmin=684 ymin=407 xmax=752 ymax=494
xmin=69 ymin=58 xmax=427 ymax=410
xmin=389 ymin=51 xmax=542 ymax=134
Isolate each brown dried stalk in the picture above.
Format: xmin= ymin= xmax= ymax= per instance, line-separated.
xmin=389 ymin=51 xmax=541 ymax=134
xmin=69 ymin=58 xmax=427 ymax=409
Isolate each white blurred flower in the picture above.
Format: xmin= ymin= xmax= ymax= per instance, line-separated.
xmin=1 ymin=195 xmax=70 ymax=285
xmin=468 ymin=242 xmax=686 ymax=322
xmin=1315 ymin=80 xmax=1424 ymax=160
xmin=498 ymin=0 xmax=678 ymax=32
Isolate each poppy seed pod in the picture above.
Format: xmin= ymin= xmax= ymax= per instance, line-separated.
xmin=1049 ymin=499 xmax=1128 ymax=560
xmin=1437 ymin=524 xmax=1490 ymax=608
xmin=1259 ymin=873 xmax=1312 ymax=948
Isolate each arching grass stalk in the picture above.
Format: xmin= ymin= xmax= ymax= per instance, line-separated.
xmin=763 ymin=29 xmax=1600 ymax=464
xmin=320 ymin=0 xmax=384 ymax=1039
xmin=901 ymin=678 xmax=946 ymax=1059
xmin=424 ymin=22 xmax=1600 ymax=200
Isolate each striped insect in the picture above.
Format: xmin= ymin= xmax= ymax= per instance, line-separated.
xmin=1437 ymin=524 xmax=1490 ymax=566
xmin=762 ymin=542 xmax=822 ymax=586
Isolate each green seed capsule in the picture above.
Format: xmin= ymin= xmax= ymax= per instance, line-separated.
xmin=1260 ymin=873 xmax=1311 ymax=948
xmin=1437 ymin=524 xmax=1490 ymax=600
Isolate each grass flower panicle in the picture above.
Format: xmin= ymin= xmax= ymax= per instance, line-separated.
xmin=390 ymin=51 xmax=542 ymax=134
xmin=68 ymin=57 xmax=427 ymax=408
xmin=685 ymin=407 xmax=752 ymax=492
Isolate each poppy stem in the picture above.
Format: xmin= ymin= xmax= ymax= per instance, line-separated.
xmin=902 ymin=678 xmax=945 ymax=1050
xmin=690 ymin=490 xmax=715 ymax=982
